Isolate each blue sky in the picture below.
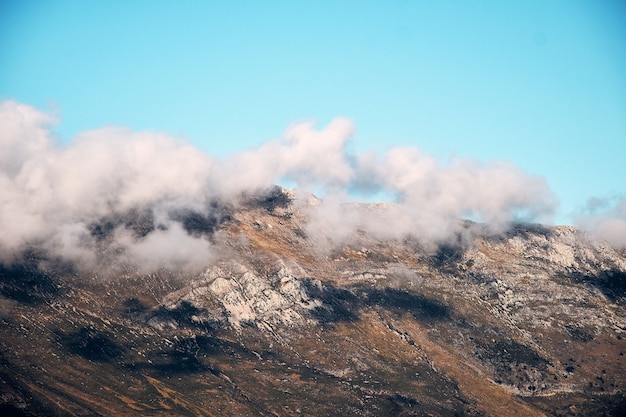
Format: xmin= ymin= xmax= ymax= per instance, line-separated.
xmin=1 ymin=0 xmax=625 ymax=226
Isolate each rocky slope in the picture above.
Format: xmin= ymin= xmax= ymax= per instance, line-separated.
xmin=1 ymin=188 xmax=625 ymax=416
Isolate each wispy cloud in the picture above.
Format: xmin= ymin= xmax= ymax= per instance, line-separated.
xmin=575 ymin=196 xmax=626 ymax=248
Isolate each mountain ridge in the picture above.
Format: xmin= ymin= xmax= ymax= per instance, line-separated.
xmin=1 ymin=187 xmax=625 ymax=416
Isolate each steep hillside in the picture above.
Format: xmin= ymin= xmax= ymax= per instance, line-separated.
xmin=1 ymin=189 xmax=625 ymax=416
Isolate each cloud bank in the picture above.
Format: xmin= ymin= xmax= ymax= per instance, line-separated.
xmin=0 ymin=101 xmax=561 ymax=271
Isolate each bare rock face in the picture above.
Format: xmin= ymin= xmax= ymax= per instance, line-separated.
xmin=157 ymin=260 xmax=322 ymax=330
xmin=1 ymin=189 xmax=625 ymax=417
xmin=462 ymin=226 xmax=626 ymax=336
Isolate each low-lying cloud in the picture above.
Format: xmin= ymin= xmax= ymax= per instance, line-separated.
xmin=0 ymin=100 xmax=562 ymax=272
xmin=576 ymin=196 xmax=626 ymax=248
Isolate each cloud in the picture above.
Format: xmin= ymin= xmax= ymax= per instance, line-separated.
xmin=358 ymin=147 xmax=556 ymax=226
xmin=576 ymin=196 xmax=626 ymax=248
xmin=217 ymin=117 xmax=354 ymax=196
xmin=305 ymin=145 xmax=557 ymax=252
xmin=0 ymin=101 xmax=219 ymax=268
xmin=0 ymin=101 xmax=55 ymax=177
xmin=115 ymin=223 xmax=216 ymax=273
xmin=0 ymin=100 xmax=562 ymax=271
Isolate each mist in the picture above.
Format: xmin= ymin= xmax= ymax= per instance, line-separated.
xmin=576 ymin=196 xmax=626 ymax=248
xmin=1 ymin=100 xmax=561 ymax=272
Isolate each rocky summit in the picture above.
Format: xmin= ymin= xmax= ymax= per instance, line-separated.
xmin=1 ymin=188 xmax=625 ymax=416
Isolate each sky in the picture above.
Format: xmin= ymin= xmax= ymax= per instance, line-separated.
xmin=1 ymin=0 xmax=625 ymax=231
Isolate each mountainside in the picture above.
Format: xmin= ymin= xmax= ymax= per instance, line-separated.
xmin=1 ymin=188 xmax=625 ymax=417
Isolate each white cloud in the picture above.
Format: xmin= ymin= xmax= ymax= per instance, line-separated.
xmin=117 ymin=223 xmax=214 ymax=273
xmin=576 ymin=196 xmax=626 ymax=248
xmin=0 ymin=100 xmax=566 ymax=271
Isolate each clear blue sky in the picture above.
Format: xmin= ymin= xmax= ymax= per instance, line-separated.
xmin=1 ymin=0 xmax=625 ymax=225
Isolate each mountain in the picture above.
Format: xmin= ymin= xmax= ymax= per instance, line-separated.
xmin=1 ymin=187 xmax=625 ymax=416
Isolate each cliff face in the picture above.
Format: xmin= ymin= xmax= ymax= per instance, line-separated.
xmin=1 ymin=189 xmax=625 ymax=417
